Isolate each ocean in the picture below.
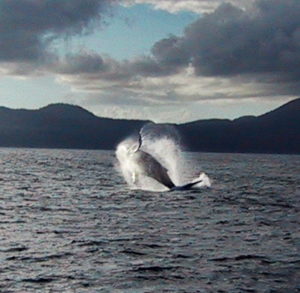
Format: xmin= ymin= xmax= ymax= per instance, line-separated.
xmin=0 ymin=148 xmax=299 ymax=292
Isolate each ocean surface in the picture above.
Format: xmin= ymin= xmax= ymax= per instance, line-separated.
xmin=0 ymin=148 xmax=299 ymax=292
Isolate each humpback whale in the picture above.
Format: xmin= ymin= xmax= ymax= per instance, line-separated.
xmin=117 ymin=134 xmax=175 ymax=188
xmin=116 ymin=134 xmax=206 ymax=190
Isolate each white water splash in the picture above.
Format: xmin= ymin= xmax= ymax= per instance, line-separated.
xmin=139 ymin=137 xmax=183 ymax=186
xmin=192 ymin=172 xmax=211 ymax=188
xmin=115 ymin=137 xmax=170 ymax=191
xmin=115 ymin=123 xmax=211 ymax=191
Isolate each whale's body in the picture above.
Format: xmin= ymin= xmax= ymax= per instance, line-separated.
xmin=116 ymin=134 xmax=205 ymax=190
xmin=128 ymin=148 xmax=175 ymax=189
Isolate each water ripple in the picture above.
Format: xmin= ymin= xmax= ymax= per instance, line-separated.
xmin=0 ymin=148 xmax=299 ymax=292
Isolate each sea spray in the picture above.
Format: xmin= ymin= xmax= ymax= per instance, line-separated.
xmin=115 ymin=123 xmax=211 ymax=191
xmin=115 ymin=137 xmax=170 ymax=191
xmin=139 ymin=123 xmax=185 ymax=185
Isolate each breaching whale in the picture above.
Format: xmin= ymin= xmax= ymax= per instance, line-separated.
xmin=116 ymin=134 xmax=205 ymax=191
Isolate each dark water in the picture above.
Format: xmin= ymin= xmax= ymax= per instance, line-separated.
xmin=0 ymin=148 xmax=299 ymax=292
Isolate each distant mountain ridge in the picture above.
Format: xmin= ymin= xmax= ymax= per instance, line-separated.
xmin=179 ymin=98 xmax=300 ymax=154
xmin=0 ymin=99 xmax=299 ymax=154
xmin=0 ymin=103 xmax=147 ymax=150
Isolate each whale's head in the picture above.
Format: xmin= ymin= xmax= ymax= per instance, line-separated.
xmin=116 ymin=136 xmax=142 ymax=160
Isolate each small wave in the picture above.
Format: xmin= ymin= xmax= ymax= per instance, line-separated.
xmin=22 ymin=277 xmax=54 ymax=283
xmin=7 ymin=252 xmax=73 ymax=262
xmin=120 ymin=249 xmax=146 ymax=256
xmin=75 ymin=240 xmax=106 ymax=247
xmin=210 ymin=254 xmax=270 ymax=262
xmin=0 ymin=246 xmax=28 ymax=253
xmin=132 ymin=265 xmax=180 ymax=273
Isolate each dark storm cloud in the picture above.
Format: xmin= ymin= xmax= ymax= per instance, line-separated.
xmin=0 ymin=0 xmax=113 ymax=62
xmin=57 ymin=53 xmax=107 ymax=74
xmin=152 ymin=0 xmax=300 ymax=78
xmin=61 ymin=0 xmax=300 ymax=82
xmin=56 ymin=51 xmax=184 ymax=81
xmin=151 ymin=36 xmax=190 ymax=70
xmin=7 ymin=0 xmax=298 ymax=88
xmin=55 ymin=37 xmax=189 ymax=80
xmin=56 ymin=53 xmax=131 ymax=81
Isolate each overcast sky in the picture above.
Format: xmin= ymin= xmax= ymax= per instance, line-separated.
xmin=0 ymin=0 xmax=299 ymax=122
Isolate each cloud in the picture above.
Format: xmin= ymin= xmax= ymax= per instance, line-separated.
xmin=58 ymin=0 xmax=300 ymax=80
xmin=54 ymin=48 xmax=185 ymax=82
xmin=56 ymin=0 xmax=300 ymax=98
xmin=5 ymin=0 xmax=300 ymax=82
xmin=1 ymin=0 xmax=300 ymax=122
xmin=0 ymin=0 xmax=114 ymax=63
xmin=121 ymin=0 xmax=255 ymax=14
xmin=57 ymin=61 xmax=300 ymax=108
xmin=145 ymin=0 xmax=300 ymax=79
xmin=67 ymin=69 xmax=297 ymax=122
xmin=183 ymin=0 xmax=300 ymax=78
xmin=55 ymin=52 xmax=300 ymax=122
xmin=56 ymin=52 xmax=108 ymax=75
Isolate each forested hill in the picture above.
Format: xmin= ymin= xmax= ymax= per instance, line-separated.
xmin=0 ymin=104 xmax=147 ymax=150
xmin=0 ymin=98 xmax=299 ymax=154
xmin=178 ymin=98 xmax=300 ymax=154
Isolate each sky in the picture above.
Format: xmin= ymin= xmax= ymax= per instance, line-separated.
xmin=0 ymin=0 xmax=299 ymax=123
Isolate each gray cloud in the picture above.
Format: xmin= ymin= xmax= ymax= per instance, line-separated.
xmin=5 ymin=0 xmax=300 ymax=83
xmin=58 ymin=0 xmax=300 ymax=83
xmin=0 ymin=0 xmax=113 ymax=63
xmin=151 ymin=36 xmax=190 ymax=70
xmin=2 ymin=0 xmax=300 ymax=119
xmin=56 ymin=52 xmax=108 ymax=74
xmin=154 ymin=0 xmax=300 ymax=78
xmin=55 ymin=50 xmax=185 ymax=81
